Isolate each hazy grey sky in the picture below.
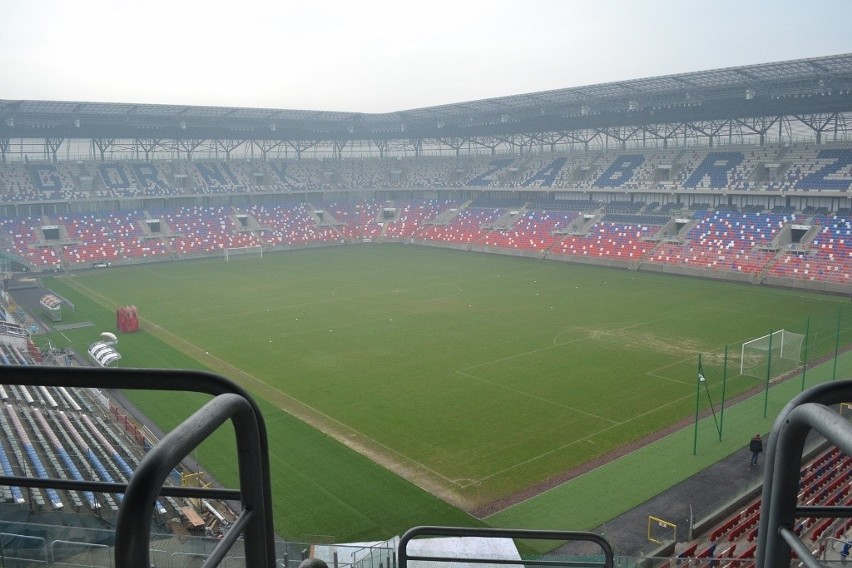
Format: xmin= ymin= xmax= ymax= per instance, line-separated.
xmin=1 ymin=0 xmax=850 ymax=113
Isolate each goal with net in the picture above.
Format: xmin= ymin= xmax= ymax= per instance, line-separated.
xmin=224 ymin=245 xmax=263 ymax=262
xmin=740 ymin=329 xmax=805 ymax=378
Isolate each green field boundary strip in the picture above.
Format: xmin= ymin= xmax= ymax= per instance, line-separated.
xmin=485 ymin=349 xmax=852 ymax=535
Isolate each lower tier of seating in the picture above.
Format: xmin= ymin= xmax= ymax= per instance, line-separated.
xmin=1 ymin=204 xmax=849 ymax=289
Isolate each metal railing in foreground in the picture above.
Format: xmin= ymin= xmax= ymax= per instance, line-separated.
xmin=0 ymin=366 xmax=277 ymax=568
xmin=756 ymin=379 xmax=852 ymax=568
xmin=399 ymin=526 xmax=614 ymax=568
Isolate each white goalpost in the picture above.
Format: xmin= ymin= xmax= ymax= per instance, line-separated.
xmin=740 ymin=329 xmax=805 ymax=377
xmin=224 ymin=245 xmax=263 ymax=262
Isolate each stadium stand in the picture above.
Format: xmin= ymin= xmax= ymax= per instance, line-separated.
xmin=28 ymin=407 xmax=92 ymax=509
xmin=352 ymin=200 xmax=386 ymax=239
xmin=766 ymin=214 xmax=852 ymax=284
xmin=336 ymin=158 xmax=393 ymax=189
xmin=56 ymin=211 xmax=171 ymax=267
xmin=644 ymin=210 xmax=792 ymax=275
xmin=518 ymin=156 xmax=568 ymax=188
xmin=549 ymin=220 xmax=661 ymax=262
xmin=4 ymin=403 xmax=64 ymax=509
xmin=383 ymin=200 xmax=462 ymax=238
xmin=679 ymin=151 xmax=746 ymax=190
xmin=0 ymin=336 xmax=197 ymax=524
xmin=54 ymin=410 xmax=119 ymax=508
xmin=594 ymin=154 xmax=647 ymax=188
xmin=0 ymin=164 xmax=847 ymax=294
xmin=129 ymin=162 xmax=173 ymax=196
xmin=693 ymin=447 xmax=852 ymax=562
xmin=0 ymin=145 xmax=849 ymax=200
xmin=248 ymin=203 xmax=341 ymax=245
xmin=158 ymin=206 xmax=261 ymax=255
xmin=794 ymin=148 xmax=852 ymax=191
xmin=415 ymin=206 xmax=504 ymax=245
xmin=272 ymin=160 xmax=328 ymax=191
xmin=191 ymin=161 xmax=251 ymax=193
xmin=0 ymin=216 xmax=62 ymax=269
xmin=482 ymin=208 xmax=579 ymax=252
xmin=399 ymin=157 xmax=459 ymax=188
xmin=464 ymin=158 xmax=516 ymax=187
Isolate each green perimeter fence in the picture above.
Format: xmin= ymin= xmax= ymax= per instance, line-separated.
xmin=691 ymin=305 xmax=852 ymax=451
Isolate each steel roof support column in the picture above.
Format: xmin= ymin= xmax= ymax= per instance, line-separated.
xmin=601 ymin=126 xmax=641 ymax=150
xmin=438 ymin=137 xmax=466 ymax=158
xmin=215 ymin=139 xmax=245 ymax=161
xmin=561 ymin=128 xmax=602 ymax=152
xmin=539 ymin=132 xmax=566 ymax=153
xmin=332 ymin=139 xmax=347 ymax=160
xmin=830 ymin=113 xmax=851 ymax=141
xmin=527 ymin=132 xmax=549 ymax=153
xmin=372 ymin=139 xmax=388 ymax=160
xmin=286 ymin=140 xmax=318 ymax=160
xmin=91 ymin=138 xmax=115 ymax=161
xmin=511 ymin=134 xmax=528 ymax=155
xmin=520 ymin=133 xmax=540 ymax=154
xmin=251 ymin=139 xmax=285 ymax=161
xmin=44 ymin=138 xmax=64 ymax=163
xmin=793 ymin=113 xmax=839 ymax=145
xmin=175 ymin=138 xmax=205 ymax=161
xmin=472 ymin=136 xmax=503 ymax=156
xmin=133 ymin=138 xmax=164 ymax=162
xmin=734 ymin=116 xmax=780 ymax=146
xmin=407 ymin=138 xmax=423 ymax=158
xmin=639 ymin=124 xmax=675 ymax=148
xmin=687 ymin=120 xmax=730 ymax=147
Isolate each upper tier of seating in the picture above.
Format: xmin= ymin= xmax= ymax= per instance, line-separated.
xmin=2 ymin=144 xmax=852 ymax=200
xmin=768 ymin=146 xmax=852 ymax=192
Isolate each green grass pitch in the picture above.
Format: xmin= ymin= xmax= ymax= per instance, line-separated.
xmin=43 ymin=244 xmax=851 ymax=541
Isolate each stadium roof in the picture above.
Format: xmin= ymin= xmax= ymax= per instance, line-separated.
xmin=1 ymin=53 xmax=852 ymax=141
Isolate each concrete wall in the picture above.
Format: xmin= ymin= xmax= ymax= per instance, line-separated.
xmin=761 ymin=275 xmax=849 ymax=296
xmin=638 ymin=263 xmax=756 ymax=284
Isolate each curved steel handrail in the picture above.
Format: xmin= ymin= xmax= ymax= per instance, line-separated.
xmin=755 ymin=379 xmax=852 ymax=568
xmin=0 ymin=366 xmax=276 ymax=568
xmin=399 ymin=526 xmax=613 ymax=568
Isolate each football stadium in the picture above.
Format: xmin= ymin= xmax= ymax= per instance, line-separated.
xmin=0 ymin=50 xmax=851 ymax=568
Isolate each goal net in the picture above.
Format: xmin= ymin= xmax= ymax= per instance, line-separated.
xmin=224 ymin=245 xmax=263 ymax=262
xmin=740 ymin=329 xmax=805 ymax=378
